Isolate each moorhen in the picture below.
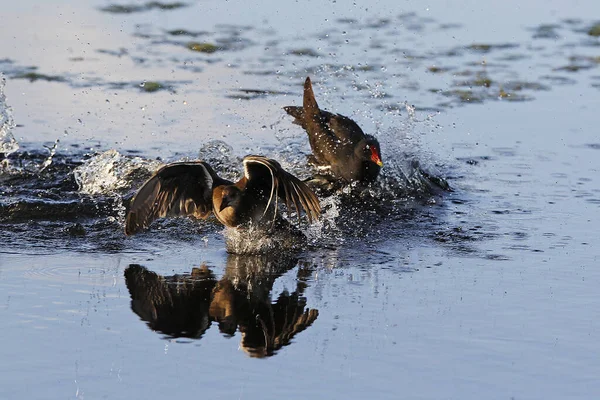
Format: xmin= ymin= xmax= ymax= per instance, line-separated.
xmin=125 ymin=155 xmax=320 ymax=235
xmin=284 ymin=77 xmax=383 ymax=183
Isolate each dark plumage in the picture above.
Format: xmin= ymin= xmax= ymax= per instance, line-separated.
xmin=124 ymin=155 xmax=320 ymax=235
xmin=123 ymin=254 xmax=319 ymax=357
xmin=284 ymin=76 xmax=383 ymax=183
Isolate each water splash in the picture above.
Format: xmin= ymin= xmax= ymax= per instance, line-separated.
xmin=224 ymin=225 xmax=306 ymax=254
xmin=198 ymin=140 xmax=241 ymax=181
xmin=39 ymin=139 xmax=59 ymax=172
xmin=0 ymin=74 xmax=19 ymax=157
xmin=73 ymin=149 xmax=162 ymax=195
xmin=304 ymin=194 xmax=343 ymax=246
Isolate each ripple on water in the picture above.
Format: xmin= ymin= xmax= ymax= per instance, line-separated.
xmin=19 ymin=262 xmax=119 ymax=287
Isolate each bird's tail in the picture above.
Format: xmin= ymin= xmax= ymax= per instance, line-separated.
xmin=302 ymin=76 xmax=321 ymax=121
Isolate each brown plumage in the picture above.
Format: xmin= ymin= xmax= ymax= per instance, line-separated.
xmin=124 ymin=155 xmax=321 ymax=235
xmin=284 ymin=76 xmax=383 ymax=183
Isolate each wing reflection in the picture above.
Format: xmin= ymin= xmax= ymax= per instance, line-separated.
xmin=124 ymin=264 xmax=217 ymax=339
xmin=124 ymin=254 xmax=318 ymax=357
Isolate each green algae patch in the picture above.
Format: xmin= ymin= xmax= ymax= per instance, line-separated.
xmin=588 ymin=23 xmax=600 ymax=37
xmin=467 ymin=43 xmax=519 ymax=53
xmin=100 ymin=2 xmax=187 ymax=14
xmin=226 ymin=88 xmax=293 ymax=100
xmin=469 ymin=44 xmax=492 ymax=52
xmin=473 ymin=76 xmax=493 ymax=88
xmin=503 ymin=81 xmax=550 ymax=91
xmin=139 ymin=81 xmax=163 ymax=92
xmin=498 ymin=92 xmax=532 ymax=102
xmin=554 ymin=64 xmax=594 ymax=72
xmin=427 ymin=66 xmax=451 ymax=73
xmin=441 ymin=89 xmax=484 ymax=103
xmin=14 ymin=72 xmax=65 ymax=82
xmin=289 ymin=48 xmax=322 ymax=57
xmin=167 ymin=29 xmax=207 ymax=37
xmin=356 ymin=65 xmax=375 ymax=72
xmin=454 ymin=73 xmax=493 ymax=88
xmin=149 ymin=1 xmax=186 ymax=10
xmin=187 ymin=42 xmax=219 ymax=53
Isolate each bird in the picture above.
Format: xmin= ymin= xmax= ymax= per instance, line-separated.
xmin=283 ymin=76 xmax=383 ymax=183
xmin=124 ymin=155 xmax=321 ymax=235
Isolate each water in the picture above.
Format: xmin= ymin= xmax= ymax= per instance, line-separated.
xmin=1 ymin=0 xmax=600 ymax=399
xmin=0 ymin=74 xmax=18 ymax=157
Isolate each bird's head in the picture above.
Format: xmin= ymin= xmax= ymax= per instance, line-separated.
xmin=360 ymin=136 xmax=383 ymax=168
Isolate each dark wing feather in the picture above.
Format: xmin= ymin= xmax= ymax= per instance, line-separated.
xmin=242 ymin=156 xmax=321 ymax=223
xmin=321 ymin=111 xmax=366 ymax=144
xmin=125 ymin=162 xmax=219 ymax=235
xmin=282 ymin=106 xmax=306 ymax=129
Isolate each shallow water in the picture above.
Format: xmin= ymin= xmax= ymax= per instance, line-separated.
xmin=2 ymin=0 xmax=600 ymax=399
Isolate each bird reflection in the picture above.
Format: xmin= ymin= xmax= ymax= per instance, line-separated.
xmin=125 ymin=265 xmax=216 ymax=339
xmin=124 ymin=254 xmax=318 ymax=358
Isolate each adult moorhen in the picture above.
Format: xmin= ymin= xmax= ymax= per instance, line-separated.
xmin=124 ymin=155 xmax=321 ymax=235
xmin=284 ymin=77 xmax=383 ymax=183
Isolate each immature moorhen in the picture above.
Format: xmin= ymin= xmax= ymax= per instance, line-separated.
xmin=124 ymin=155 xmax=320 ymax=235
xmin=284 ymin=77 xmax=383 ymax=183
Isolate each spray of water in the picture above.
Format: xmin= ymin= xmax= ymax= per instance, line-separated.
xmin=0 ymin=74 xmax=19 ymax=158
xmin=73 ymin=149 xmax=163 ymax=195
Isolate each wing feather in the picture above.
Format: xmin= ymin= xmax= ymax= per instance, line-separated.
xmin=243 ymin=156 xmax=321 ymax=223
xmin=125 ymin=161 xmax=218 ymax=235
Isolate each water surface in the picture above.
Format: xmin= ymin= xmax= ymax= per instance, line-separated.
xmin=1 ymin=0 xmax=600 ymax=399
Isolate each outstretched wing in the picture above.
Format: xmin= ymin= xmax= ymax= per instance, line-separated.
xmin=125 ymin=162 xmax=220 ymax=235
xmin=242 ymin=156 xmax=321 ymax=223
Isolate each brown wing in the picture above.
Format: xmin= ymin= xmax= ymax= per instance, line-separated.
xmin=242 ymin=156 xmax=321 ymax=223
xmin=125 ymin=161 xmax=219 ymax=235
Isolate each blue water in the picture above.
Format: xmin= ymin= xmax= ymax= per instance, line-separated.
xmin=1 ymin=0 xmax=600 ymax=399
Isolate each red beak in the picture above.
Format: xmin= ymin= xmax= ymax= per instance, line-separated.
xmin=370 ymin=147 xmax=383 ymax=167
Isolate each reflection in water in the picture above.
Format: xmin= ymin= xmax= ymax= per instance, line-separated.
xmin=124 ymin=254 xmax=318 ymax=357
xmin=125 ymin=265 xmax=216 ymax=339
